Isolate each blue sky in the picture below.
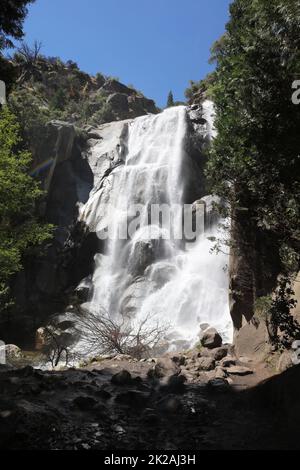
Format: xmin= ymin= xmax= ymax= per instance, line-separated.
xmin=19 ymin=0 xmax=231 ymax=107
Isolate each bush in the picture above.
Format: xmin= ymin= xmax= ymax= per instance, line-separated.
xmin=0 ymin=106 xmax=53 ymax=314
xmin=74 ymin=307 xmax=169 ymax=360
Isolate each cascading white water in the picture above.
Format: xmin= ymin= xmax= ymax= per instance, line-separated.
xmin=80 ymin=104 xmax=233 ymax=351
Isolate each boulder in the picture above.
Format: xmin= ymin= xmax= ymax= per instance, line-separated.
xmin=162 ymin=374 xmax=187 ymax=392
xmin=234 ymin=319 xmax=268 ymax=361
xmin=206 ymin=378 xmax=230 ymax=391
xmin=220 ymin=357 xmax=236 ymax=368
xmin=196 ymin=357 xmax=215 ymax=371
xmin=211 ymin=346 xmax=228 ymax=361
xmin=148 ymin=357 xmax=180 ymax=379
xmin=215 ymin=366 xmax=227 ymax=379
xmin=200 ymin=328 xmax=222 ymax=349
xmin=171 ymin=355 xmax=187 ymax=366
xmin=226 ymin=365 xmax=253 ymax=376
xmin=111 ymin=370 xmax=132 ymax=386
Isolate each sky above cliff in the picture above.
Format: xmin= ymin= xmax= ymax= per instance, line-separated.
xmin=20 ymin=0 xmax=231 ymax=107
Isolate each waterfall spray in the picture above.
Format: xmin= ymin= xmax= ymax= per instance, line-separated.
xmin=79 ymin=104 xmax=232 ymax=352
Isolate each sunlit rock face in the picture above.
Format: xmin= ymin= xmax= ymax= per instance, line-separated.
xmin=76 ymin=102 xmax=233 ymax=351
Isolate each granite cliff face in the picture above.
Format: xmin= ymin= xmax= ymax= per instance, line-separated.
xmin=4 ymin=100 xmax=232 ymax=349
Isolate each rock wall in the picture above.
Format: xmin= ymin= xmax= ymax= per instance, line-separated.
xmin=3 ymin=121 xmax=98 ymax=346
xmin=3 ymin=102 xmax=228 ymax=348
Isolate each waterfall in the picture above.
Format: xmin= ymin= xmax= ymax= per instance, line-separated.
xmin=79 ymin=104 xmax=233 ymax=352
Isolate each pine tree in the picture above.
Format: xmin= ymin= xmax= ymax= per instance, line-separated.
xmin=208 ymin=0 xmax=300 ymax=272
xmin=0 ymin=0 xmax=35 ymax=48
xmin=166 ymin=90 xmax=174 ymax=108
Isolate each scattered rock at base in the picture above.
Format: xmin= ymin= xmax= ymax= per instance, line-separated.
xmin=197 ymin=357 xmax=216 ymax=371
xmin=162 ymin=374 xmax=186 ymax=392
xmin=215 ymin=366 xmax=227 ymax=379
xmin=206 ymin=378 xmax=230 ymax=391
xmin=200 ymin=328 xmax=222 ymax=349
xmin=171 ymin=355 xmax=187 ymax=366
xmin=14 ymin=366 xmax=35 ymax=378
xmin=220 ymin=357 xmax=236 ymax=368
xmin=226 ymin=366 xmax=253 ymax=376
xmin=111 ymin=369 xmax=132 ymax=385
xmin=115 ymin=390 xmax=149 ymax=407
xmin=142 ymin=408 xmax=160 ymax=426
xmin=95 ymin=389 xmax=112 ymax=400
xmin=157 ymin=396 xmax=182 ymax=414
xmin=148 ymin=358 xmax=180 ymax=379
xmin=73 ymin=396 xmax=97 ymax=411
xmin=211 ymin=346 xmax=228 ymax=361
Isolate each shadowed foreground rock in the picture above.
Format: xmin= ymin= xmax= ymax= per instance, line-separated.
xmin=0 ymin=356 xmax=300 ymax=450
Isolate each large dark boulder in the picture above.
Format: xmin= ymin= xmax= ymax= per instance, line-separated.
xmin=200 ymin=328 xmax=223 ymax=349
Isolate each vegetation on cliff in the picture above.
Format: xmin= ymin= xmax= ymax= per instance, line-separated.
xmin=0 ymin=106 xmax=52 ymax=313
xmin=207 ymin=0 xmax=300 ymax=274
xmin=202 ymin=0 xmax=300 ymax=342
xmin=0 ymin=1 xmax=53 ymax=315
xmin=7 ymin=45 xmax=157 ymax=149
xmin=0 ymin=0 xmax=35 ymax=49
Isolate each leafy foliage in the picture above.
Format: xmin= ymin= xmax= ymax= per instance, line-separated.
xmin=0 ymin=1 xmax=34 ymax=92
xmin=0 ymin=106 xmax=52 ymax=312
xmin=207 ymin=0 xmax=300 ymax=273
xmin=267 ymin=277 xmax=300 ymax=348
xmin=0 ymin=0 xmax=35 ymax=48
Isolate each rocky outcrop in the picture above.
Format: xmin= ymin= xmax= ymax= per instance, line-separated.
xmin=234 ymin=317 xmax=269 ymax=361
xmin=101 ymin=79 xmax=157 ymax=118
xmin=5 ymin=101 xmax=226 ymax=349
xmin=0 ymin=355 xmax=286 ymax=450
xmin=4 ymin=122 xmax=96 ymax=346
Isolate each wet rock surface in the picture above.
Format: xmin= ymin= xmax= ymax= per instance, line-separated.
xmin=0 ymin=350 xmax=299 ymax=450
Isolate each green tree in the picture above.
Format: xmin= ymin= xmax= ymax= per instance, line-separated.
xmin=166 ymin=90 xmax=174 ymax=108
xmin=0 ymin=0 xmax=35 ymax=48
xmin=208 ymin=0 xmax=300 ymax=274
xmin=0 ymin=106 xmax=52 ymax=312
xmin=0 ymin=1 xmax=35 ymax=94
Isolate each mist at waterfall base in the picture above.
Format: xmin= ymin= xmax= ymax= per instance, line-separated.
xmin=78 ymin=104 xmax=233 ymax=354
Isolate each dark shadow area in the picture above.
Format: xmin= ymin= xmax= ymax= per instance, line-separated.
xmin=0 ymin=359 xmax=300 ymax=450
